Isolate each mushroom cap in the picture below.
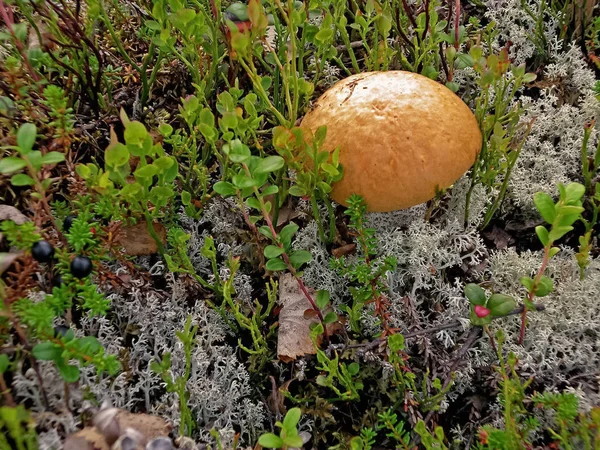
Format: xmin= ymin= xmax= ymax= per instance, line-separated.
xmin=299 ymin=71 xmax=482 ymax=212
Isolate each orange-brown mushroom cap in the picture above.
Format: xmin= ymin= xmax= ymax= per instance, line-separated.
xmin=299 ymin=71 xmax=483 ymax=212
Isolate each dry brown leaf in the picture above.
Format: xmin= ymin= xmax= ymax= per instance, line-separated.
xmin=114 ymin=410 xmax=171 ymax=441
xmin=114 ymin=222 xmax=167 ymax=256
xmin=277 ymin=273 xmax=319 ymax=363
xmin=0 ymin=205 xmax=29 ymax=224
xmin=0 ymin=252 xmax=20 ymax=275
xmin=63 ymin=427 xmax=109 ymax=450
xmin=331 ymin=243 xmax=356 ymax=258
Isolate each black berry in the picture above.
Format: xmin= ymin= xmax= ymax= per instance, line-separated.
xmin=63 ymin=215 xmax=75 ymax=233
xmin=31 ymin=240 xmax=55 ymax=263
xmin=70 ymin=256 xmax=93 ymax=278
xmin=54 ymin=325 xmax=70 ymax=338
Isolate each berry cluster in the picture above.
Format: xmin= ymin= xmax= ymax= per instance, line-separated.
xmin=31 ymin=216 xmax=93 ymax=279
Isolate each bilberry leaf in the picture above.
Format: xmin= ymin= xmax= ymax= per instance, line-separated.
xmin=32 ymin=342 xmax=62 ymax=361
xmin=254 ymin=156 xmax=284 ymax=175
xmin=17 ymin=123 xmax=36 ymax=152
xmin=265 ymin=257 xmax=287 ymax=271
xmin=264 ymin=245 xmax=284 ymax=259
xmin=316 ymin=290 xmax=330 ymax=309
xmin=289 ymin=250 xmax=312 ymax=268
xmin=213 ymin=181 xmax=237 ymax=197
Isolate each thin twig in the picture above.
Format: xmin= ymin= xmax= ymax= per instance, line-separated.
xmin=348 ymin=303 xmax=546 ymax=352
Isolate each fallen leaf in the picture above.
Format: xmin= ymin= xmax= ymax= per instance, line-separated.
xmin=114 ymin=222 xmax=167 ymax=256
xmin=63 ymin=427 xmax=109 ymax=450
xmin=114 ymin=409 xmax=171 ymax=441
xmin=0 ymin=205 xmax=29 ymax=224
xmin=277 ymin=273 xmax=319 ymax=362
xmin=481 ymin=225 xmax=514 ymax=250
xmin=0 ymin=252 xmax=20 ymax=275
xmin=331 ymin=243 xmax=356 ymax=258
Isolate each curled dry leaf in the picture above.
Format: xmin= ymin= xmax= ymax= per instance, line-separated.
xmin=64 ymin=409 xmax=171 ymax=450
xmin=331 ymin=243 xmax=356 ymax=258
xmin=277 ymin=273 xmax=319 ymax=363
xmin=0 ymin=205 xmax=29 ymax=224
xmin=114 ymin=222 xmax=167 ymax=256
xmin=63 ymin=427 xmax=109 ymax=450
xmin=0 ymin=252 xmax=20 ymax=275
xmin=276 ymin=274 xmax=342 ymax=362
xmin=114 ymin=410 xmax=172 ymax=441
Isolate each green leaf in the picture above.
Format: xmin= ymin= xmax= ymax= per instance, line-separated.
xmin=535 ymin=226 xmax=550 ymax=246
xmin=282 ymin=407 xmax=302 ymax=430
xmin=40 ymin=151 xmax=66 ymax=165
xmin=533 ymin=192 xmax=556 ymax=224
xmin=316 ymin=290 xmax=330 ymax=309
xmin=56 ymin=359 xmax=80 ymax=383
xmin=124 ymin=121 xmax=148 ymax=146
xmin=232 ymin=174 xmax=258 ymax=189
xmin=549 ymin=247 xmax=560 ymax=257
xmin=534 ymin=275 xmax=553 ymax=297
xmin=153 ymin=156 xmax=175 ymax=171
xmin=158 ymin=123 xmax=173 ymax=137
xmin=520 ymin=276 xmax=534 ymax=292
xmin=213 ymin=181 xmax=237 ymax=197
xmin=10 ymin=174 xmax=34 ymax=186
xmin=181 ymin=190 xmax=192 ymax=205
xmin=264 ymin=245 xmax=284 ymax=259
xmin=284 ymin=435 xmax=304 ymax=448
xmin=564 ymin=183 xmax=585 ymax=203
xmin=388 ymin=333 xmax=405 ymax=351
xmin=254 ymin=156 xmax=284 ymax=174
xmin=350 ymin=437 xmax=364 ymax=450
xmin=105 ymin=143 xmax=129 ymax=167
xmin=455 ymin=53 xmax=474 ymax=69
xmin=0 ymin=157 xmax=27 ymax=174
xmin=279 ymin=222 xmax=299 ymax=249
xmin=347 ymin=362 xmax=360 ymax=376
xmin=487 ymin=294 xmax=516 ymax=317
xmin=288 ymin=185 xmax=306 ymax=197
xmin=32 ymin=342 xmax=62 ymax=361
xmin=262 ymin=185 xmax=279 ymax=196
xmin=246 ymin=197 xmax=262 ymax=210
xmin=76 ymin=164 xmax=92 ymax=179
xmin=445 ymin=81 xmax=460 ymax=93
xmin=258 ymin=433 xmax=284 ymax=449
xmin=259 ymin=225 xmax=273 ymax=239
xmin=323 ymin=311 xmax=337 ymax=324
xmin=548 ymin=225 xmax=573 ymax=242
xmin=265 ymin=258 xmax=287 ymax=271
xmin=150 ymin=186 xmax=174 ymax=200
xmin=120 ymin=182 xmax=142 ymax=197
xmin=289 ymin=250 xmax=312 ymax=268
xmin=17 ymin=123 xmax=37 ymax=152
xmin=522 ymin=73 xmax=537 ymax=83
xmin=134 ymin=164 xmax=159 ymax=178
xmin=464 ymin=283 xmax=486 ymax=306
xmin=223 ymin=140 xmax=251 ymax=163
xmin=0 ymin=354 xmax=9 ymax=373
xmin=225 ymin=2 xmax=250 ymax=21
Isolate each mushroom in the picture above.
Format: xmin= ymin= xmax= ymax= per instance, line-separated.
xmin=299 ymin=71 xmax=482 ymax=212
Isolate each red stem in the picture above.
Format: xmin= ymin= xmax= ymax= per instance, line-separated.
xmin=242 ymin=164 xmax=329 ymax=340
xmin=0 ymin=0 xmax=41 ymax=82
xmin=519 ymin=246 xmax=550 ymax=344
xmin=454 ymin=0 xmax=461 ymax=50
